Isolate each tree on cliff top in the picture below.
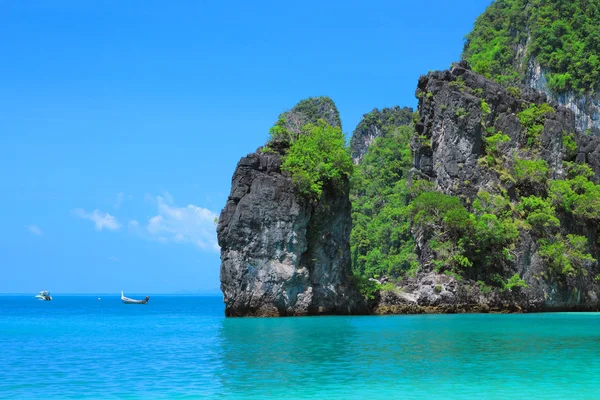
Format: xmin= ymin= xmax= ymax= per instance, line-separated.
xmin=267 ymin=96 xmax=342 ymax=153
xmin=264 ymin=97 xmax=351 ymax=201
xmin=281 ymin=121 xmax=353 ymax=201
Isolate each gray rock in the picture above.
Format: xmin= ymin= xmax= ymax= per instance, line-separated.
xmin=218 ymin=100 xmax=366 ymax=317
xmin=394 ymin=62 xmax=600 ymax=313
xmin=526 ymin=60 xmax=600 ymax=134
xmin=219 ymin=68 xmax=600 ymax=316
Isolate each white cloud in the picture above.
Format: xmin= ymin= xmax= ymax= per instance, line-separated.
xmin=73 ymin=209 xmax=121 ymax=231
xmin=26 ymin=225 xmax=42 ymax=236
xmin=75 ymin=194 xmax=218 ymax=252
xmin=143 ymin=195 xmax=219 ymax=251
xmin=147 ymin=215 xmax=163 ymax=234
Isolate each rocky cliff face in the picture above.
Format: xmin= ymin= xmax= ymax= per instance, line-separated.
xmin=371 ymin=62 xmax=600 ymax=314
xmin=413 ymin=63 xmax=568 ymax=195
xmin=526 ymin=61 xmax=600 ymax=135
xmin=350 ymin=106 xmax=413 ymax=163
xmin=462 ymin=0 xmax=600 ymax=134
xmin=219 ymin=68 xmax=600 ymax=316
xmin=218 ymin=99 xmax=366 ymax=317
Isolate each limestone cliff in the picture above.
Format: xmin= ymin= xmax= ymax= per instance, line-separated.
xmin=525 ymin=61 xmax=600 ymax=135
xmin=220 ymin=68 xmax=600 ymax=315
xmin=462 ymin=0 xmax=600 ymax=134
xmin=218 ymin=98 xmax=366 ymax=317
xmin=372 ymin=63 xmax=600 ymax=314
xmin=350 ymin=106 xmax=413 ymax=164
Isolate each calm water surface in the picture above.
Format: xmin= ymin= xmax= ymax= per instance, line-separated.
xmin=1 ymin=295 xmax=600 ymax=399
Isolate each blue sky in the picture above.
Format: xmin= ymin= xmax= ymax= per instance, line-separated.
xmin=0 ymin=0 xmax=491 ymax=294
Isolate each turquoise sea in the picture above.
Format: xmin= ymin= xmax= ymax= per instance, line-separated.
xmin=1 ymin=296 xmax=600 ymax=399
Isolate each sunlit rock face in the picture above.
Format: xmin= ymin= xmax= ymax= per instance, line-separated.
xmin=218 ymin=98 xmax=366 ymax=317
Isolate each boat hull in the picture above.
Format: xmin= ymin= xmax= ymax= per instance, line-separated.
xmin=120 ymin=292 xmax=149 ymax=304
xmin=121 ymin=299 xmax=148 ymax=304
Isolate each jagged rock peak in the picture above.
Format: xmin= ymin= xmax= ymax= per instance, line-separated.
xmin=350 ymin=106 xmax=413 ymax=164
xmin=218 ymin=97 xmax=366 ymax=317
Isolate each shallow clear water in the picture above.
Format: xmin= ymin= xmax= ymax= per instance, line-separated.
xmin=1 ymin=296 xmax=600 ymax=399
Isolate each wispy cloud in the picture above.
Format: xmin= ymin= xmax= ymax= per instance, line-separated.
xmin=145 ymin=191 xmax=173 ymax=205
xmin=25 ymin=225 xmax=42 ymax=236
xmin=108 ymin=256 xmax=120 ymax=262
xmin=73 ymin=209 xmax=121 ymax=231
xmin=74 ymin=193 xmax=218 ymax=252
xmin=162 ymin=191 xmax=174 ymax=205
xmin=112 ymin=192 xmax=132 ymax=209
xmin=142 ymin=195 xmax=219 ymax=251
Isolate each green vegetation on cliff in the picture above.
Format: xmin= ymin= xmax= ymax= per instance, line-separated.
xmin=281 ymin=122 xmax=353 ymax=200
xmin=549 ymin=162 xmax=600 ymax=222
xmin=267 ymin=96 xmax=341 ymax=152
xmin=463 ymin=0 xmax=600 ymax=93
xmin=412 ymin=190 xmax=519 ymax=280
xmin=350 ymin=124 xmax=417 ymax=278
xmin=267 ymin=79 xmax=600 ymax=295
xmin=266 ymin=97 xmax=352 ymax=202
xmin=349 ymin=63 xmax=600 ymax=296
xmin=350 ymin=107 xmax=414 ymax=162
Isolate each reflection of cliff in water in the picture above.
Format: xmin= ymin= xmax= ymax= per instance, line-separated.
xmin=215 ymin=317 xmax=358 ymax=398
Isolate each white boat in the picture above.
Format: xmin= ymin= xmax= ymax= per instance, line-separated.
xmin=35 ymin=290 xmax=52 ymax=301
xmin=121 ymin=291 xmax=149 ymax=304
